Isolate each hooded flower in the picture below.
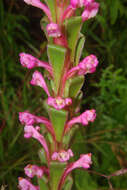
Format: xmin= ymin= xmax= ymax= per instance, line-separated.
xmin=66 ymin=54 xmax=98 ymax=79
xmin=18 ymin=177 xmax=39 ymax=190
xmin=52 ymin=149 xmax=74 ymax=162
xmin=46 ymin=23 xmax=62 ymax=38
xmin=24 ymin=125 xmax=50 ymax=163
xmin=19 ymin=53 xmax=52 ymax=74
xmin=30 ymin=71 xmax=50 ymax=96
xmin=58 ymin=153 xmax=92 ymax=190
xmin=47 ymin=96 xmax=72 ymax=110
xmin=78 ymin=54 xmax=99 ymax=75
xmin=82 ymin=2 xmax=99 ymax=22
xmin=65 ymin=109 xmax=96 ymax=132
xmin=24 ymin=164 xmax=48 ymax=178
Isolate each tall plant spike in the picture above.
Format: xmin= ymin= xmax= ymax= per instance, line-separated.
xmin=18 ymin=0 xmax=100 ymax=189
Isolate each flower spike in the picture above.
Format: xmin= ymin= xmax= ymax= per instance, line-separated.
xmin=30 ymin=71 xmax=50 ymax=96
xmin=18 ymin=177 xmax=39 ymax=190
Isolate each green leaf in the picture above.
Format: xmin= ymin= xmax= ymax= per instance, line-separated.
xmin=48 ymin=107 xmax=68 ymax=142
xmin=38 ymin=177 xmax=49 ymax=190
xmin=75 ymin=34 xmax=85 ymax=66
xmin=64 ymin=16 xmax=82 ymax=63
xmin=50 ymin=162 xmax=67 ymax=190
xmin=48 ymin=44 xmax=67 ymax=94
xmin=69 ymin=76 xmax=84 ymax=98
xmin=44 ymin=0 xmax=56 ymax=22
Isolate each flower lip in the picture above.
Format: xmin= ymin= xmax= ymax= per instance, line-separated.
xmin=19 ymin=53 xmax=37 ymax=69
xmin=47 ymin=96 xmax=72 ymax=110
xmin=46 ymin=23 xmax=62 ymax=38
xmin=24 ymin=164 xmax=45 ymax=178
xmin=52 ymin=149 xmax=74 ymax=162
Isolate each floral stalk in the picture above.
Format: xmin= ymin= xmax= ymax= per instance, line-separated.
xmin=18 ymin=0 xmax=100 ymax=189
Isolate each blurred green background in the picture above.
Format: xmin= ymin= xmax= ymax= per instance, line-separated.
xmin=0 ymin=0 xmax=127 ymax=189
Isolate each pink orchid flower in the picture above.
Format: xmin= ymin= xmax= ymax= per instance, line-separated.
xmin=82 ymin=2 xmax=99 ymax=22
xmin=30 ymin=71 xmax=50 ymax=96
xmin=24 ymin=125 xmax=50 ymax=163
xmin=66 ymin=54 xmax=98 ymax=79
xmin=19 ymin=111 xmax=54 ymax=136
xmin=24 ymin=164 xmax=48 ymax=178
xmin=58 ymin=153 xmax=92 ymax=190
xmin=18 ymin=177 xmax=39 ymax=190
xmin=62 ymin=0 xmax=99 ymax=22
xmin=65 ymin=109 xmax=96 ymax=132
xmin=19 ymin=53 xmax=52 ymax=74
xmin=52 ymin=149 xmax=74 ymax=162
xmin=47 ymin=96 xmax=72 ymax=110
xmin=46 ymin=23 xmax=62 ymax=38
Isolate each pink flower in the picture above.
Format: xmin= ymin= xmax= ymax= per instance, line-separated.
xmin=58 ymin=153 xmax=92 ymax=190
xmin=19 ymin=111 xmax=35 ymax=125
xmin=24 ymin=164 xmax=47 ymax=178
xmin=46 ymin=23 xmax=62 ymax=38
xmin=70 ymin=0 xmax=94 ymax=9
xmin=47 ymin=97 xmax=72 ymax=110
xmin=24 ymin=125 xmax=50 ymax=163
xmin=52 ymin=149 xmax=74 ymax=162
xmin=19 ymin=53 xmax=52 ymax=74
xmin=19 ymin=111 xmax=55 ymax=138
xmin=18 ymin=177 xmax=39 ymax=190
xmin=82 ymin=2 xmax=99 ymax=22
xmin=66 ymin=55 xmax=98 ymax=80
xmin=71 ymin=153 xmax=92 ymax=169
xmin=65 ymin=109 xmax=96 ymax=132
xmin=78 ymin=54 xmax=99 ymax=75
xmin=19 ymin=53 xmax=37 ymax=69
xmin=30 ymin=71 xmax=50 ymax=96
xmin=19 ymin=111 xmax=51 ymax=126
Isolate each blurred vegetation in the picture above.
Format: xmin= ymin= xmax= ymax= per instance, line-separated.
xmin=0 ymin=0 xmax=127 ymax=189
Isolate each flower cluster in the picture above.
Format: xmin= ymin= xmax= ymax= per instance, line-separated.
xmin=18 ymin=0 xmax=99 ymax=189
